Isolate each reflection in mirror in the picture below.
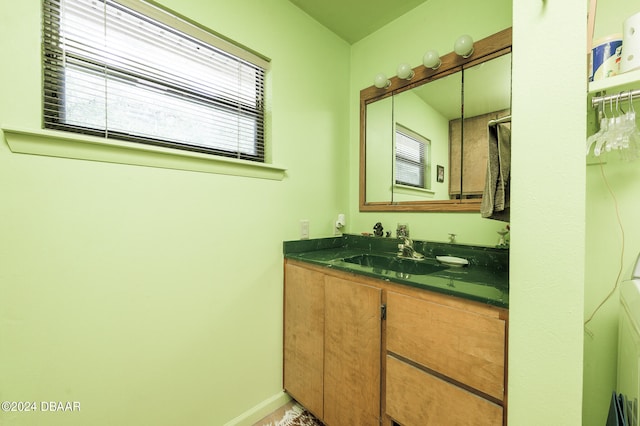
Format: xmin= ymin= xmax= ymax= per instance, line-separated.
xmin=365 ymin=97 xmax=393 ymax=202
xmin=452 ymin=53 xmax=512 ymax=199
xmin=391 ymin=71 xmax=462 ymax=203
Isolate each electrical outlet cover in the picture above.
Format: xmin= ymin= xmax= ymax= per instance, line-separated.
xmin=300 ymin=220 xmax=310 ymax=239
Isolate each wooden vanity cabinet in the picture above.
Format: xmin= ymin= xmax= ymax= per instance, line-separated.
xmin=283 ymin=260 xmax=382 ymax=425
xmin=283 ymin=259 xmax=508 ymax=426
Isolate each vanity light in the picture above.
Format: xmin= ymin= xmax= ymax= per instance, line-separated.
xmin=454 ymin=34 xmax=474 ymax=58
xmin=422 ymin=49 xmax=442 ymax=70
xmin=373 ymin=72 xmax=391 ymax=89
xmin=396 ymin=63 xmax=415 ymax=80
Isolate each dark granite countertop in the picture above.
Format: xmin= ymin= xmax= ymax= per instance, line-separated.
xmin=284 ymin=234 xmax=509 ymax=308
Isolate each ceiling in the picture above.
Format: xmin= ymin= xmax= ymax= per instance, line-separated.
xmin=287 ymin=0 xmax=430 ymax=44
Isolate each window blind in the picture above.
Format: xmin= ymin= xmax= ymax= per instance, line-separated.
xmin=42 ymin=0 xmax=268 ymax=161
xmin=395 ymin=127 xmax=427 ymax=188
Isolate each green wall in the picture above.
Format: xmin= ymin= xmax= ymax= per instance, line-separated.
xmin=510 ymin=1 xmax=586 ymax=424
xmin=584 ymin=143 xmax=640 ymax=425
xmin=584 ymin=2 xmax=640 ymax=424
xmin=0 ymin=1 xmax=350 ymax=425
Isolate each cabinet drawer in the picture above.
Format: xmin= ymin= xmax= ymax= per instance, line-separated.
xmin=386 ymin=355 xmax=503 ymax=426
xmin=386 ymin=291 xmax=506 ymax=400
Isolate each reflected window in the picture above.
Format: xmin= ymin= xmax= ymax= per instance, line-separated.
xmin=395 ymin=124 xmax=430 ymax=189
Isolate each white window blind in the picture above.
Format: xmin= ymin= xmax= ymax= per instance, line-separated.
xmin=395 ymin=125 xmax=428 ymax=188
xmin=42 ymin=0 xmax=268 ymax=162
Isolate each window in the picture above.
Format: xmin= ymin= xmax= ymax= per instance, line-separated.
xmin=395 ymin=125 xmax=430 ymax=189
xmin=42 ymin=0 xmax=269 ymax=162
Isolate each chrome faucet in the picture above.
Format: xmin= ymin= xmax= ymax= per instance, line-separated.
xmin=398 ymin=236 xmax=424 ymax=259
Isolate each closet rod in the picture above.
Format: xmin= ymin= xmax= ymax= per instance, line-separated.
xmin=591 ymin=88 xmax=640 ymax=107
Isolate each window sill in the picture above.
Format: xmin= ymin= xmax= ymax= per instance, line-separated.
xmin=2 ymin=126 xmax=287 ymax=181
xmin=393 ymin=183 xmax=435 ymax=197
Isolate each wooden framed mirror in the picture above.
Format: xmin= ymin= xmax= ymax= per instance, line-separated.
xmin=359 ymin=28 xmax=512 ymax=212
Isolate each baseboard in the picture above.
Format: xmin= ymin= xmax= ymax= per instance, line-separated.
xmin=223 ymin=391 xmax=292 ymax=426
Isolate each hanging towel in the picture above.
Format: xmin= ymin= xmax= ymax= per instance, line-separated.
xmin=481 ymin=122 xmax=511 ymax=222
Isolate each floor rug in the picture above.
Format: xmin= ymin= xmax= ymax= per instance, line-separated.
xmin=269 ymin=403 xmax=323 ymax=426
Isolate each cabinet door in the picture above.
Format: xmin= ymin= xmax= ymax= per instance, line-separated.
xmin=386 ymin=291 xmax=506 ymax=400
xmin=386 ymin=355 xmax=503 ymax=426
xmin=283 ymin=263 xmax=325 ymax=418
xmin=324 ymin=275 xmax=382 ymax=426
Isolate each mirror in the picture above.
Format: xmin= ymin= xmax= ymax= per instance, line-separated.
xmin=391 ymin=71 xmax=462 ymax=203
xmin=360 ymin=28 xmax=512 ymax=212
xmin=365 ymin=96 xmax=393 ymax=202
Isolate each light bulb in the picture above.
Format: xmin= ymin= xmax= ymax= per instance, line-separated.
xmin=373 ymin=73 xmax=390 ymax=89
xmin=422 ymin=50 xmax=441 ymax=70
xmin=454 ymin=34 xmax=474 ymax=58
xmin=396 ymin=63 xmax=414 ymax=80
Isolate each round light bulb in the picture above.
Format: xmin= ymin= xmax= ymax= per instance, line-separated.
xmin=373 ymin=73 xmax=390 ymax=89
xmin=454 ymin=34 xmax=474 ymax=58
xmin=422 ymin=50 xmax=441 ymax=70
xmin=396 ymin=63 xmax=415 ymax=80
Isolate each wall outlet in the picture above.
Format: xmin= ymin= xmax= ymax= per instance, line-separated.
xmin=300 ymin=219 xmax=310 ymax=240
